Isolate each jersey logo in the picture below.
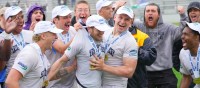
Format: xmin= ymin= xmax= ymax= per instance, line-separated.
xmin=18 ymin=61 xmax=27 ymax=70
xmin=89 ymin=48 xmax=95 ymax=57
xmin=129 ymin=49 xmax=137 ymax=56
xmin=107 ymin=48 xmax=115 ymax=56
xmin=67 ymin=46 xmax=71 ymax=51
xmin=11 ymin=45 xmax=20 ymax=53
xmin=40 ymin=68 xmax=47 ymax=79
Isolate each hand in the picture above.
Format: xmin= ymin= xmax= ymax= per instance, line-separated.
xmin=177 ymin=5 xmax=185 ymax=14
xmin=113 ymin=0 xmax=126 ymax=9
xmin=29 ymin=21 xmax=38 ymax=31
xmin=4 ymin=16 xmax=18 ymax=34
xmin=74 ymin=22 xmax=83 ymax=31
xmin=90 ymin=55 xmax=105 ymax=70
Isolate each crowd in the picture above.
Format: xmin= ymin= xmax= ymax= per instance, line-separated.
xmin=0 ymin=0 xmax=200 ymax=88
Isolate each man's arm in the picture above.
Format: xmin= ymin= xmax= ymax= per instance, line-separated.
xmin=180 ymin=74 xmax=192 ymax=88
xmin=91 ymin=57 xmax=137 ymax=78
xmin=5 ymin=68 xmax=23 ymax=88
xmin=48 ymin=54 xmax=70 ymax=80
xmin=138 ymin=38 xmax=157 ymax=66
xmin=49 ymin=59 xmax=76 ymax=81
xmin=53 ymin=39 xmax=72 ymax=54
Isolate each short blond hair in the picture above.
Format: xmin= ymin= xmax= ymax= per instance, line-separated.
xmin=32 ymin=34 xmax=41 ymax=42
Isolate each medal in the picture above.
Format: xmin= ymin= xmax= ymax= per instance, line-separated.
xmin=42 ymin=80 xmax=49 ymax=88
xmin=194 ymin=77 xmax=200 ymax=84
xmin=104 ymin=54 xmax=108 ymax=61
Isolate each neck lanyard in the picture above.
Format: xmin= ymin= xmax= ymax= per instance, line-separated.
xmin=11 ymin=33 xmax=25 ymax=50
xmin=105 ymin=30 xmax=127 ymax=53
xmin=59 ymin=33 xmax=70 ymax=44
xmin=31 ymin=44 xmax=47 ymax=82
xmin=88 ymin=35 xmax=102 ymax=57
xmin=189 ymin=47 xmax=200 ymax=72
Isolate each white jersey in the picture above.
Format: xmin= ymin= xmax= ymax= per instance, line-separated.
xmin=64 ymin=29 xmax=103 ymax=88
xmin=0 ymin=30 xmax=33 ymax=75
xmin=102 ymin=28 xmax=138 ymax=87
xmin=179 ymin=48 xmax=200 ymax=88
xmin=12 ymin=43 xmax=50 ymax=88
xmin=45 ymin=26 xmax=77 ymax=88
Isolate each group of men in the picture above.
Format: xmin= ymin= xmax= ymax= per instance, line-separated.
xmin=0 ymin=0 xmax=200 ymax=88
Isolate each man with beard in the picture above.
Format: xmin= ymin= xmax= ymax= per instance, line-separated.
xmin=133 ymin=3 xmax=186 ymax=88
xmin=48 ymin=15 xmax=110 ymax=88
xmin=179 ymin=22 xmax=200 ymax=88
xmin=90 ymin=6 xmax=138 ymax=88
xmin=45 ymin=5 xmax=77 ymax=88
xmin=5 ymin=21 xmax=63 ymax=88
xmin=0 ymin=6 xmax=33 ymax=76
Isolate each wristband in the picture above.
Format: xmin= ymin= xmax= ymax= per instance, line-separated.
xmin=4 ymin=32 xmax=12 ymax=40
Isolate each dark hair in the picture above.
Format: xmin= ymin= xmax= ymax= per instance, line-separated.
xmin=74 ymin=0 xmax=90 ymax=12
xmin=145 ymin=3 xmax=161 ymax=15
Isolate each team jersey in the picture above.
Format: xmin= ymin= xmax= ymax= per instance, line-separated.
xmin=64 ymin=29 xmax=104 ymax=88
xmin=180 ymin=48 xmax=200 ymax=88
xmin=102 ymin=28 xmax=138 ymax=87
xmin=45 ymin=26 xmax=77 ymax=88
xmin=0 ymin=30 xmax=33 ymax=75
xmin=12 ymin=43 xmax=50 ymax=88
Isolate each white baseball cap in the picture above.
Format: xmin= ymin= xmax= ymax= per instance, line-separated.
xmin=52 ymin=5 xmax=72 ymax=19
xmin=186 ymin=22 xmax=200 ymax=34
xmin=34 ymin=21 xmax=63 ymax=34
xmin=86 ymin=15 xmax=110 ymax=31
xmin=116 ymin=6 xmax=134 ymax=19
xmin=4 ymin=6 xmax=22 ymax=20
xmin=96 ymin=0 xmax=113 ymax=12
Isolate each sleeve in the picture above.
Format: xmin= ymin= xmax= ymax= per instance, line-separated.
xmin=123 ymin=34 xmax=138 ymax=60
xmin=138 ymin=37 xmax=157 ymax=66
xmin=64 ymin=30 xmax=83 ymax=60
xmin=179 ymin=49 xmax=190 ymax=75
xmin=12 ymin=49 xmax=37 ymax=76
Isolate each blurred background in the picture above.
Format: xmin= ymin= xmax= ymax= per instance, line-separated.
xmin=0 ymin=0 xmax=199 ymax=24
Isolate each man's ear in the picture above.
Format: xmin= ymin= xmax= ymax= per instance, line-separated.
xmin=40 ymin=33 xmax=46 ymax=40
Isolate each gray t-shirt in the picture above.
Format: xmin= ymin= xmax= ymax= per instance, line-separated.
xmin=102 ymin=28 xmax=138 ymax=87
xmin=12 ymin=43 xmax=50 ymax=88
xmin=65 ymin=29 xmax=103 ymax=88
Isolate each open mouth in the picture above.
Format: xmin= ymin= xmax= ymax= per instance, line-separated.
xmin=65 ymin=23 xmax=70 ymax=28
xmin=148 ymin=16 xmax=153 ymax=22
xmin=36 ymin=19 xmax=41 ymax=22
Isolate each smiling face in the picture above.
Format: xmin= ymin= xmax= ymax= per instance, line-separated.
xmin=188 ymin=8 xmax=200 ymax=22
xmin=144 ymin=5 xmax=160 ymax=29
xmin=43 ymin=32 xmax=58 ymax=50
xmin=31 ymin=9 xmax=44 ymax=22
xmin=75 ymin=3 xmax=90 ymax=23
xmin=114 ymin=14 xmax=132 ymax=33
xmin=54 ymin=14 xmax=72 ymax=32
xmin=181 ymin=27 xmax=199 ymax=50
xmin=10 ymin=11 xmax=24 ymax=34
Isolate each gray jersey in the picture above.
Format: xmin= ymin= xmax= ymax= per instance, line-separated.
xmin=0 ymin=30 xmax=33 ymax=75
xmin=46 ymin=26 xmax=77 ymax=88
xmin=102 ymin=28 xmax=138 ymax=87
xmin=65 ymin=29 xmax=103 ymax=88
xmin=179 ymin=48 xmax=200 ymax=88
xmin=12 ymin=43 xmax=50 ymax=88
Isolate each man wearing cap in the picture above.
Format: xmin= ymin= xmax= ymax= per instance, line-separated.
xmin=96 ymin=0 xmax=126 ymax=27
xmin=0 ymin=6 xmax=33 ymax=76
xmin=90 ymin=6 xmax=138 ymax=88
xmin=179 ymin=22 xmax=200 ymax=88
xmin=5 ymin=21 xmax=63 ymax=88
xmin=45 ymin=5 xmax=77 ymax=88
xmin=48 ymin=15 xmax=110 ymax=88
